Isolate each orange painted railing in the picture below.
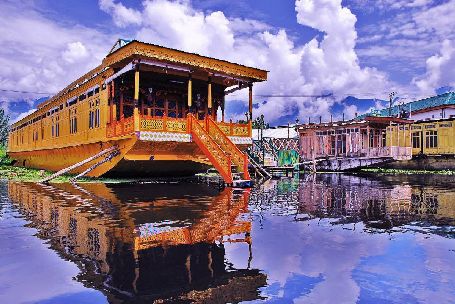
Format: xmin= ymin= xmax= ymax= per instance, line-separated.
xmin=189 ymin=114 xmax=233 ymax=184
xmin=139 ymin=116 xmax=188 ymax=133
xmin=206 ymin=116 xmax=250 ymax=180
xmin=106 ymin=116 xmax=135 ymax=138
xmin=217 ymin=121 xmax=251 ymax=137
xmin=107 ymin=114 xmax=251 ymax=139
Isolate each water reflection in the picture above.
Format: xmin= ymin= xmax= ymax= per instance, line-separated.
xmin=248 ymin=175 xmax=455 ymax=303
xmin=6 ymin=182 xmax=265 ymax=303
xmin=250 ymin=174 xmax=455 ymax=229
xmin=1 ymin=174 xmax=455 ymax=303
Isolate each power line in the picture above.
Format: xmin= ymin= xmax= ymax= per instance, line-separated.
xmin=254 ymin=94 xmax=334 ymax=98
xmin=0 ymin=88 xmax=53 ymax=95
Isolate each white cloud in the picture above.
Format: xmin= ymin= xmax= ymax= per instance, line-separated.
xmin=99 ymin=0 xmax=391 ymax=123
xmin=99 ymin=0 xmax=142 ymax=27
xmin=413 ymin=39 xmax=455 ymax=94
xmin=62 ymin=42 xmax=89 ymax=63
xmin=413 ymin=0 xmax=455 ymax=38
xmin=0 ymin=1 xmax=113 ymax=120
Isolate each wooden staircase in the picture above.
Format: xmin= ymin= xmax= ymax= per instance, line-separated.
xmin=189 ymin=114 xmax=250 ymax=185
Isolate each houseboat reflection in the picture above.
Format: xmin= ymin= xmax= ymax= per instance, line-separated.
xmin=250 ymin=175 xmax=455 ymax=229
xmin=7 ymin=182 xmax=266 ymax=303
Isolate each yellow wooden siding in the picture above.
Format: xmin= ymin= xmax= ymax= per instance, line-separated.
xmin=9 ymin=86 xmax=109 ymax=153
xmin=386 ymin=120 xmax=455 ymax=155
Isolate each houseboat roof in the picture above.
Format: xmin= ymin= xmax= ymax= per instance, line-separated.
xmin=13 ymin=39 xmax=268 ymax=128
xmin=358 ymin=91 xmax=455 ymax=119
xmin=297 ymin=116 xmax=412 ymax=132
xmin=37 ymin=39 xmax=268 ymax=110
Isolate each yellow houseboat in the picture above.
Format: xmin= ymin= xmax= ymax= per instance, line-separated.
xmin=386 ymin=117 xmax=455 ymax=155
xmin=8 ymin=39 xmax=268 ymax=182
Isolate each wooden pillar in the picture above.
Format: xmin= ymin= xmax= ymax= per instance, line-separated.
xmin=187 ymin=74 xmax=192 ymax=108
xmin=366 ymin=126 xmax=370 ymax=149
xmin=109 ymin=82 xmax=114 ymax=123
xmin=389 ymin=123 xmax=393 ymax=147
xmin=133 ymin=62 xmax=140 ymax=131
xmin=221 ymin=95 xmax=225 ymax=122
xmin=119 ymin=90 xmax=124 ymax=120
xmin=334 ymin=134 xmax=338 ymax=157
xmin=409 ymin=124 xmax=412 ymax=148
xmin=248 ymin=83 xmax=253 ymax=121
xmin=134 ymin=64 xmax=140 ymax=105
xmin=207 ymin=76 xmax=212 ymax=110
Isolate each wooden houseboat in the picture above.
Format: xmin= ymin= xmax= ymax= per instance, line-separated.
xmin=298 ymin=116 xmax=413 ymax=161
xmin=387 ymin=117 xmax=455 ymax=156
xmin=298 ymin=114 xmax=455 ymax=171
xmin=8 ymin=39 xmax=268 ymax=183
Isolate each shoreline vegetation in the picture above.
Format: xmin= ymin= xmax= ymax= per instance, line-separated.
xmin=0 ymin=164 xmax=454 ymax=183
xmin=2 ymin=146 xmax=454 ymax=182
xmin=359 ymin=168 xmax=455 ymax=175
xmin=0 ymin=165 xmax=97 ymax=183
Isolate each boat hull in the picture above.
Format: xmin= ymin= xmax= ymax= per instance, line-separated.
xmin=9 ymin=137 xmax=227 ymax=178
xmin=9 ymin=138 xmax=137 ymax=177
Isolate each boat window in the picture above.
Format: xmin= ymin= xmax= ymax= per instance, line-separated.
xmin=67 ymin=98 xmax=77 ymax=107
xmin=425 ymin=130 xmax=437 ymax=149
xmin=70 ymin=108 xmax=78 ymax=134
xmin=412 ymin=132 xmax=420 ymax=149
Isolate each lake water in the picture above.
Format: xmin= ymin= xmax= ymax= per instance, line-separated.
xmin=0 ymin=174 xmax=454 ymax=303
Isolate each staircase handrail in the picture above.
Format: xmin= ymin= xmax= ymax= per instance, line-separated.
xmin=188 ymin=114 xmax=233 ymax=183
xmin=206 ymin=116 xmax=250 ymax=179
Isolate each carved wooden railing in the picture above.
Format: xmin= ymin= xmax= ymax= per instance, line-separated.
xmin=107 ymin=114 xmax=251 ymax=139
xmin=107 ymin=116 xmax=135 ymax=138
xmin=188 ymin=114 xmax=233 ymax=184
xmin=140 ymin=116 xmax=188 ymax=133
xmin=207 ymin=116 xmax=250 ymax=179
xmin=217 ymin=121 xmax=251 ymax=137
xmin=138 ymin=115 xmax=250 ymax=137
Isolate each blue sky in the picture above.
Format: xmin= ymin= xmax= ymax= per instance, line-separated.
xmin=0 ymin=0 xmax=454 ymax=125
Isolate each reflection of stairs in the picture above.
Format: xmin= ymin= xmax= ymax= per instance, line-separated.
xmin=189 ymin=114 xmax=250 ymax=184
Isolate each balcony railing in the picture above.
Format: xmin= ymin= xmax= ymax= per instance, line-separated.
xmin=303 ymin=146 xmax=413 ymax=161
xmin=106 ymin=116 xmax=135 ymax=138
xmin=140 ymin=116 xmax=188 ymax=133
xmin=107 ymin=114 xmax=251 ymax=139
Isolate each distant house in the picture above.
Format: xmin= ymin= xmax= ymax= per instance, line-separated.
xmin=297 ymin=116 xmax=412 ymax=162
xmin=359 ymin=92 xmax=455 ymax=121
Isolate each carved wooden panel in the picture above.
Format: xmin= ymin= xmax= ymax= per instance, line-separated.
xmin=166 ymin=120 xmax=187 ymax=133
xmin=233 ymin=125 xmax=249 ymax=137
xmin=141 ymin=119 xmax=164 ymax=131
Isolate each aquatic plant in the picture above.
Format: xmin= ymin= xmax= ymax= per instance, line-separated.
xmin=360 ymin=168 xmax=455 ymax=175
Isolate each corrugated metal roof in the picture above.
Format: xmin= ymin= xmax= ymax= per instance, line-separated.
xmin=358 ymin=91 xmax=455 ymax=119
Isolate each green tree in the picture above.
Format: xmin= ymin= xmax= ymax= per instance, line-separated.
xmin=252 ymin=115 xmax=269 ymax=129
xmin=0 ymin=108 xmax=9 ymax=146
